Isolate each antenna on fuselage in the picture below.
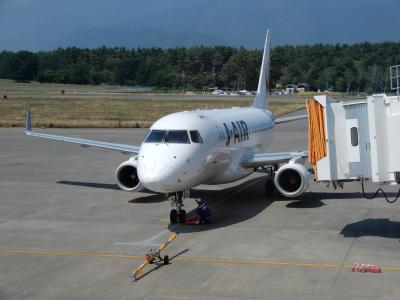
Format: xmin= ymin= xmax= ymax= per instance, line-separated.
xmin=252 ymin=29 xmax=271 ymax=110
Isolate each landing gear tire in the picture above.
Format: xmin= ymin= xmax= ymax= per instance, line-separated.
xmin=178 ymin=210 xmax=187 ymax=223
xmin=169 ymin=191 xmax=188 ymax=224
xmin=163 ymin=255 xmax=169 ymax=265
xmin=265 ymin=178 xmax=276 ymax=197
xmin=170 ymin=209 xmax=178 ymax=224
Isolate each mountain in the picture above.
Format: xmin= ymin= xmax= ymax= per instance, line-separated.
xmin=0 ymin=0 xmax=399 ymax=51
xmin=59 ymin=27 xmax=228 ymax=49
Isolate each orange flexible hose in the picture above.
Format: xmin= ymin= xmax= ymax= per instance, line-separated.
xmin=306 ymin=99 xmax=327 ymax=173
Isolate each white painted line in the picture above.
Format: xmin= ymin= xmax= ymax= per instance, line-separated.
xmin=114 ymin=242 xmax=160 ymax=247
xmin=114 ymin=229 xmax=174 ymax=247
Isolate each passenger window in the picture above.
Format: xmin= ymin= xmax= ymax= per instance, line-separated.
xmin=350 ymin=127 xmax=358 ymax=146
xmin=190 ymin=130 xmax=203 ymax=143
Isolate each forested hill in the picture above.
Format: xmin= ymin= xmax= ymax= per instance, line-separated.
xmin=1 ymin=42 xmax=399 ymax=93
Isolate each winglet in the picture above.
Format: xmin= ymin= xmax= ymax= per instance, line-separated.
xmin=252 ymin=29 xmax=271 ymax=110
xmin=25 ymin=107 xmax=32 ymax=134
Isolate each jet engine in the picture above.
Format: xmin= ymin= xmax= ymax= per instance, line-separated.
xmin=274 ymin=161 xmax=310 ymax=198
xmin=115 ymin=156 xmax=144 ymax=192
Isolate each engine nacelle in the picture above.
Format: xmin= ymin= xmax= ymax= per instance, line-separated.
xmin=115 ymin=156 xmax=144 ymax=192
xmin=274 ymin=161 xmax=310 ymax=198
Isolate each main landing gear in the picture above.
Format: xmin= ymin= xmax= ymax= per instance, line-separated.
xmin=168 ymin=191 xmax=187 ymax=224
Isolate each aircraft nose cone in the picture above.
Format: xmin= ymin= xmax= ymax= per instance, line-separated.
xmin=138 ymin=161 xmax=176 ymax=192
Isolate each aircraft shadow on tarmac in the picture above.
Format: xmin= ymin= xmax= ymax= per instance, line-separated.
xmin=58 ymin=178 xmax=400 ymax=234
xmin=166 ymin=177 xmax=274 ymax=233
xmin=57 ymin=180 xmax=119 ymax=190
xmin=285 ymin=190 xmax=400 ymax=209
xmin=165 ymin=182 xmax=400 ymax=233
xmin=57 ymin=180 xmax=165 ymax=203
xmin=128 ymin=192 xmax=165 ymax=203
xmin=340 ymin=218 xmax=400 ymax=239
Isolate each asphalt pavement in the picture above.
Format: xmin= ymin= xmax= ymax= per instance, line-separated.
xmin=1 ymin=116 xmax=400 ymax=300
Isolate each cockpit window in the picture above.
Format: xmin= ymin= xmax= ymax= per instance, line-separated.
xmin=144 ymin=130 xmax=190 ymax=144
xmin=144 ymin=130 xmax=166 ymax=143
xmin=190 ymin=130 xmax=203 ymax=143
xmin=165 ymin=130 xmax=190 ymax=143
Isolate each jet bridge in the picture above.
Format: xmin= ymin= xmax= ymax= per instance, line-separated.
xmin=307 ymin=94 xmax=400 ymax=186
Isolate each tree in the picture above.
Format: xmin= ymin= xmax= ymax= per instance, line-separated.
xmin=58 ymin=63 xmax=91 ymax=84
xmin=0 ymin=41 xmax=398 ymax=92
xmin=0 ymin=51 xmax=14 ymax=78
xmin=5 ymin=51 xmax=38 ymax=82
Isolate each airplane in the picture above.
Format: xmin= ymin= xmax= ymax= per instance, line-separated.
xmin=25 ymin=30 xmax=309 ymax=224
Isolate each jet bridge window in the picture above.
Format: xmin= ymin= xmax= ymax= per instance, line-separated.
xmin=350 ymin=127 xmax=358 ymax=146
xmin=190 ymin=130 xmax=203 ymax=143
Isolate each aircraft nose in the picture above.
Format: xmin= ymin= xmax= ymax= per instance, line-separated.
xmin=137 ymin=144 xmax=201 ymax=192
xmin=138 ymin=160 xmax=177 ymax=192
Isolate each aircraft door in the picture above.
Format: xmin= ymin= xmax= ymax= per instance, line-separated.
xmin=344 ymin=103 xmax=372 ymax=178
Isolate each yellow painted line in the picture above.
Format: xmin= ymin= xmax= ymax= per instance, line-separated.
xmin=0 ymin=248 xmax=142 ymax=260
xmin=1 ymin=248 xmax=396 ymax=271
xmin=173 ymin=256 xmax=351 ymax=268
xmin=380 ymin=266 xmax=400 ymax=271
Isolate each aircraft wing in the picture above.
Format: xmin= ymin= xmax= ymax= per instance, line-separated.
xmin=24 ymin=108 xmax=140 ymax=154
xmin=241 ymin=150 xmax=308 ymax=168
xmin=275 ymin=114 xmax=307 ymax=124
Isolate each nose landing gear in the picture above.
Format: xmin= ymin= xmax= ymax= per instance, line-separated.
xmin=168 ymin=191 xmax=187 ymax=224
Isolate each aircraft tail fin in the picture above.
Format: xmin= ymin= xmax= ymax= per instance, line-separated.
xmin=252 ymin=29 xmax=271 ymax=110
xmin=26 ymin=107 xmax=32 ymax=133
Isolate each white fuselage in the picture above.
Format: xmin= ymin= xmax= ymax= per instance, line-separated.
xmin=137 ymin=107 xmax=275 ymax=193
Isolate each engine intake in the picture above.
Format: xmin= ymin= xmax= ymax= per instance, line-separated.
xmin=115 ymin=157 xmax=144 ymax=192
xmin=274 ymin=162 xmax=310 ymax=198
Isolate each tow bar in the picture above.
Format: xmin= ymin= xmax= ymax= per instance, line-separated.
xmin=130 ymin=233 xmax=178 ymax=281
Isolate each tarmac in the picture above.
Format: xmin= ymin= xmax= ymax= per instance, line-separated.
xmin=1 ymin=116 xmax=400 ymax=300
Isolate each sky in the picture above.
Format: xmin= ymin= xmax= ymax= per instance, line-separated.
xmin=0 ymin=0 xmax=398 ymax=51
